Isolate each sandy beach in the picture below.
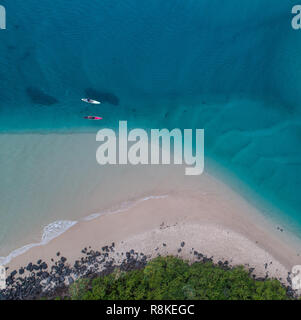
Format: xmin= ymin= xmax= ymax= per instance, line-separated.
xmin=6 ymin=172 xmax=301 ymax=286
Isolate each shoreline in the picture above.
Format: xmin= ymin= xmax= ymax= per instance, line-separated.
xmin=1 ymin=133 xmax=301 ymax=267
xmin=4 ymin=173 xmax=301 ymax=291
xmin=0 ymin=195 xmax=168 ymax=266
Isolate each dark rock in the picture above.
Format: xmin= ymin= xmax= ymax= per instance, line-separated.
xmin=256 ymin=277 xmax=265 ymax=282
xmin=41 ymin=262 xmax=48 ymax=270
xmin=26 ymin=263 xmax=33 ymax=272
xmin=10 ymin=270 xmax=17 ymax=278
xmin=19 ymin=268 xmax=25 ymax=275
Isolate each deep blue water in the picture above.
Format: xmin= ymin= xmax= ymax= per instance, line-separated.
xmin=1 ymin=1 xmax=301 ymax=235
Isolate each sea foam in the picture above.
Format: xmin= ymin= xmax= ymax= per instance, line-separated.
xmin=0 ymin=195 xmax=168 ymax=266
xmin=0 ymin=221 xmax=77 ymax=266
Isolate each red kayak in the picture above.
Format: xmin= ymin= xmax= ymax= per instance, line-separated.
xmin=84 ymin=116 xmax=103 ymax=120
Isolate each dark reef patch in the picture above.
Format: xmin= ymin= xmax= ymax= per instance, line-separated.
xmin=26 ymin=87 xmax=59 ymax=106
xmin=85 ymin=88 xmax=119 ymax=106
xmin=21 ymin=51 xmax=31 ymax=61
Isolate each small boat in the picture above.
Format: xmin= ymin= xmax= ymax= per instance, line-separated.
xmin=81 ymin=98 xmax=101 ymax=105
xmin=84 ymin=116 xmax=103 ymax=120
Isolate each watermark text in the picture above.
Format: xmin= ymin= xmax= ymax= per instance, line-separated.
xmin=292 ymin=5 xmax=301 ymax=29
xmin=0 ymin=5 xmax=6 ymax=30
xmin=96 ymin=121 xmax=204 ymax=176
xmin=0 ymin=5 xmax=6 ymax=29
xmin=0 ymin=265 xmax=6 ymax=290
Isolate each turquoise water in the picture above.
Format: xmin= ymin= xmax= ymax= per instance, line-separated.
xmin=1 ymin=0 xmax=301 ymax=254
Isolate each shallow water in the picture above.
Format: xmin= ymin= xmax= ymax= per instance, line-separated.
xmin=1 ymin=0 xmax=301 ymax=256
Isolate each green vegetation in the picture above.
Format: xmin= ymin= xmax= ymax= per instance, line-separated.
xmin=65 ymin=256 xmax=291 ymax=300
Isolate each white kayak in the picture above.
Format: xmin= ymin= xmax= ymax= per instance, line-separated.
xmin=81 ymin=98 xmax=101 ymax=105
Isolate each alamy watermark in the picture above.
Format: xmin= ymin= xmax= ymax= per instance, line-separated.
xmin=96 ymin=121 xmax=204 ymax=176
xmin=0 ymin=5 xmax=6 ymax=30
xmin=292 ymin=5 xmax=301 ymax=29
xmin=292 ymin=265 xmax=301 ymax=291
xmin=0 ymin=265 xmax=6 ymax=290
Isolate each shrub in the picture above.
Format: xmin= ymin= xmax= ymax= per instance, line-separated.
xmin=66 ymin=256 xmax=291 ymax=300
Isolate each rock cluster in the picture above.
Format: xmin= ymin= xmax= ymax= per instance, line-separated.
xmin=0 ymin=242 xmax=297 ymax=300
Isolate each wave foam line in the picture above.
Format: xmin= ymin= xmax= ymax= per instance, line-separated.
xmin=82 ymin=195 xmax=168 ymax=221
xmin=0 ymin=220 xmax=77 ymax=266
xmin=0 ymin=195 xmax=168 ymax=266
